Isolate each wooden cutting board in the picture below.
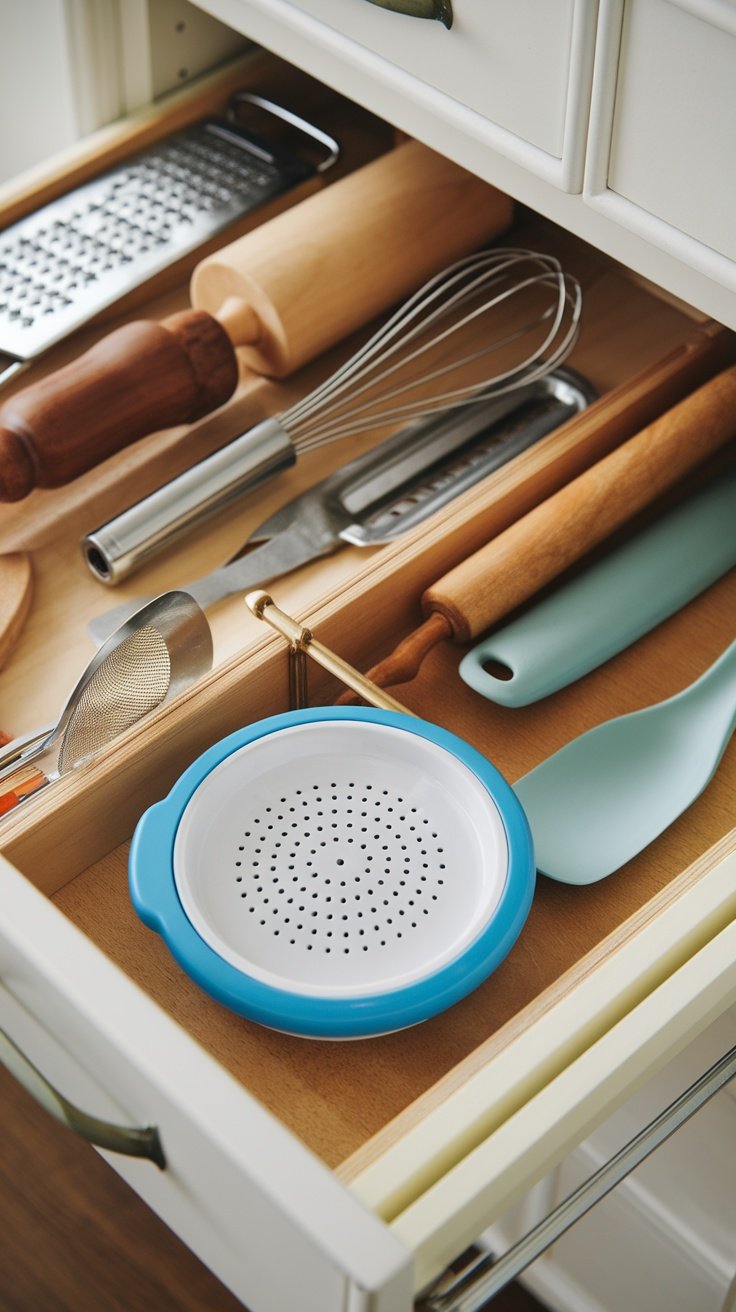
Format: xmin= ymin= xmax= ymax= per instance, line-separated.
xmin=0 ymin=553 xmax=32 ymax=671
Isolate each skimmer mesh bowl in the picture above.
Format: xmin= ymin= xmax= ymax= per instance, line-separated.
xmin=130 ymin=707 xmax=535 ymax=1038
xmin=58 ymin=626 xmax=172 ymax=772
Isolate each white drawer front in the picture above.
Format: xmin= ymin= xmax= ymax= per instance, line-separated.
xmin=482 ymin=1009 xmax=736 ymax=1312
xmin=199 ymin=0 xmax=598 ymax=187
xmin=585 ymin=0 xmax=736 ymax=289
xmin=280 ymin=0 xmax=575 ymax=158
xmin=0 ymin=857 xmax=411 ymax=1312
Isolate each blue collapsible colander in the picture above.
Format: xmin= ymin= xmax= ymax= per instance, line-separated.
xmin=129 ymin=706 xmax=534 ymax=1039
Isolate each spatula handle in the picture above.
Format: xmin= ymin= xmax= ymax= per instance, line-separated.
xmin=425 ymin=364 xmax=736 ymax=641
xmin=0 ymin=311 xmax=238 ymax=501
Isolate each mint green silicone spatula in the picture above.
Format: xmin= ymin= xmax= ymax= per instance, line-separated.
xmin=513 ymin=638 xmax=736 ymax=884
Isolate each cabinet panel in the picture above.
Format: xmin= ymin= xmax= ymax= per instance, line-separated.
xmin=195 ymin=0 xmax=598 ymax=188
xmin=585 ymin=0 xmax=736 ymax=290
xmin=279 ymin=0 xmax=575 ymax=158
xmin=0 ymin=856 xmax=413 ymax=1311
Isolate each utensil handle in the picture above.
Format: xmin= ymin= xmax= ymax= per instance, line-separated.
xmin=459 ymin=466 xmax=736 ymax=706
xmin=192 ymin=139 xmax=513 ymax=378
xmin=0 ymin=311 xmax=238 ymax=501
xmin=425 ymin=364 xmax=736 ymax=641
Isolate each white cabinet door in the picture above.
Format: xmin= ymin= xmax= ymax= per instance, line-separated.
xmin=193 ymin=0 xmax=599 ymax=188
xmin=585 ymin=0 xmax=736 ymax=309
xmin=0 ymin=855 xmax=413 ymax=1312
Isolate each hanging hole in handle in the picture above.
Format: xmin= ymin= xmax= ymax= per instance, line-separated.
xmin=481 ymin=658 xmax=514 ymax=683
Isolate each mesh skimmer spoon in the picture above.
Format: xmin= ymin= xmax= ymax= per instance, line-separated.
xmin=0 ymin=591 xmax=212 ymax=815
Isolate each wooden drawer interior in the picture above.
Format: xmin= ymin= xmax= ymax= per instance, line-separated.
xmin=0 ymin=49 xmax=734 ymax=1194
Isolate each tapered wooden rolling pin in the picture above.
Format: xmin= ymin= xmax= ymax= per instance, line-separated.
xmin=0 ymin=141 xmax=513 ymax=501
xmin=349 ymin=364 xmax=736 ymax=693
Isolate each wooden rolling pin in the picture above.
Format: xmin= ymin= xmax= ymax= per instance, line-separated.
xmin=346 ymin=364 xmax=736 ymax=694
xmin=0 ymin=141 xmax=512 ymax=501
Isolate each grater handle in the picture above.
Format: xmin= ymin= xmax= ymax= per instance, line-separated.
xmin=0 ymin=310 xmax=238 ymax=501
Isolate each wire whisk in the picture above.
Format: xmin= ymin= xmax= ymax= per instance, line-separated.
xmin=285 ymin=247 xmax=582 ymax=452
xmin=82 ymin=247 xmax=583 ymax=583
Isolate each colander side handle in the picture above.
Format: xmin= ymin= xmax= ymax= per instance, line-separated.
xmin=129 ymin=801 xmax=179 ymax=934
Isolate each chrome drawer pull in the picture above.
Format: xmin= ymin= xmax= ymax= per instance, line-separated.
xmin=423 ymin=1042 xmax=736 ymax=1310
xmin=362 ymin=0 xmax=453 ymax=28
xmin=0 ymin=1027 xmax=165 ymax=1169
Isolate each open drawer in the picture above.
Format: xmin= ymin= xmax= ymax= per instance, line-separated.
xmin=0 ymin=48 xmax=736 ymax=1312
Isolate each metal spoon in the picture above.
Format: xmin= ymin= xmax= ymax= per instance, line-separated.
xmin=513 ymin=638 xmax=736 ymax=884
xmin=0 ymin=591 xmax=212 ymax=813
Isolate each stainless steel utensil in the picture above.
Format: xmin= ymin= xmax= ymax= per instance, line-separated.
xmin=85 ymin=367 xmax=595 ymax=646
xmin=0 ymin=93 xmax=338 ymax=387
xmin=0 ymin=592 xmax=212 ymax=815
xmin=81 ymin=248 xmax=583 ymax=581
xmin=513 ymin=637 xmax=736 ymax=883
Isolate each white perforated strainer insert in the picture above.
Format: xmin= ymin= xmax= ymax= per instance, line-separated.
xmin=173 ymin=720 xmax=509 ymax=997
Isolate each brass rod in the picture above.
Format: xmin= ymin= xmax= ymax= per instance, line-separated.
xmin=246 ymin=591 xmax=417 ymax=716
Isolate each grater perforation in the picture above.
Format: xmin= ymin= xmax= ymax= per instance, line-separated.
xmin=0 ymin=116 xmax=315 ymax=365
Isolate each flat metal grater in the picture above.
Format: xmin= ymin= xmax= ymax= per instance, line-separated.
xmin=0 ymin=92 xmax=339 ymax=386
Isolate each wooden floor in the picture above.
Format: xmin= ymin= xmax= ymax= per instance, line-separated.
xmin=0 ymin=1064 xmax=546 ymax=1311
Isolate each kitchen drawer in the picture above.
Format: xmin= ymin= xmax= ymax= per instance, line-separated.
xmin=585 ymin=0 xmax=736 ymax=294
xmin=192 ymin=0 xmax=599 ymax=189
xmin=530 ymin=1140 xmax=730 ymax=1312
xmin=481 ymin=1008 xmax=736 ymax=1311
xmin=1 ymin=54 xmax=736 ymax=1311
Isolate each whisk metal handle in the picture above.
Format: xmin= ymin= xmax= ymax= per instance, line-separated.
xmin=83 ymin=419 xmax=295 ymax=584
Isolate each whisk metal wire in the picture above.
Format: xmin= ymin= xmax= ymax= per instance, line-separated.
xmin=284 ymin=249 xmax=582 ymax=452
xmin=81 ymin=247 xmax=583 ymax=591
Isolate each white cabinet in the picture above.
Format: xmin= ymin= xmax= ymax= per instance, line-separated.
xmin=1 ymin=20 xmax=736 ymax=1312
xmin=193 ymin=0 xmax=599 ymax=188
xmin=585 ymin=0 xmax=736 ymax=308
xmin=273 ymin=0 xmax=591 ymax=177
xmin=194 ymin=0 xmax=736 ymax=326
xmin=485 ymin=1010 xmax=736 ymax=1312
xmin=0 ymin=857 xmax=412 ymax=1311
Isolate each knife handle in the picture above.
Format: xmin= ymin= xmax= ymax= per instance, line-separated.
xmin=0 ymin=310 xmax=238 ymax=501
xmin=425 ymin=364 xmax=736 ymax=641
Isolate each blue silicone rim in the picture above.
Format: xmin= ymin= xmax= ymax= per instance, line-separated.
xmin=129 ymin=707 xmax=535 ymax=1039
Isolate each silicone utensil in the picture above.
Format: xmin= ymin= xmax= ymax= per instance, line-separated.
xmin=459 ymin=467 xmax=736 ymax=706
xmin=513 ymin=639 xmax=736 ymax=884
xmin=342 ymin=364 xmax=736 ymax=697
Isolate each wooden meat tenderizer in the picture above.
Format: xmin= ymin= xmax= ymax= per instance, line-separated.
xmin=344 ymin=363 xmax=736 ymax=694
xmin=0 ymin=140 xmax=513 ymax=501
